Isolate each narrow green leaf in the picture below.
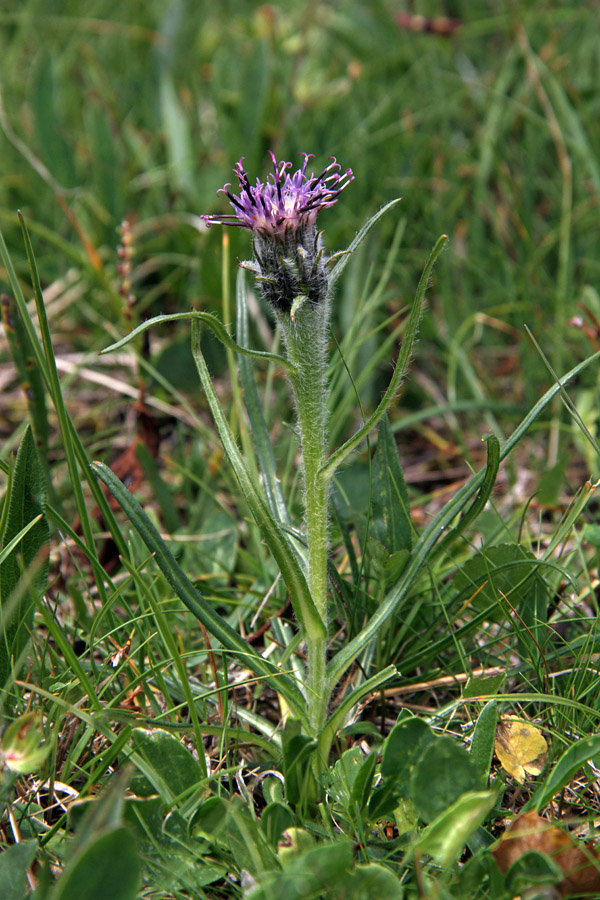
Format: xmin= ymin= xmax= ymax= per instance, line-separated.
xmin=236 ymin=269 xmax=291 ymax=526
xmin=539 ymin=53 xmax=600 ymax=194
xmin=1 ymin=292 xmax=49 ymax=466
xmin=283 ymin=733 xmax=317 ymax=806
xmin=350 ymin=751 xmax=377 ymax=812
xmin=100 ymin=309 xmax=294 ymax=373
xmin=191 ymin=319 xmax=325 ymax=643
xmin=434 ymin=433 xmax=500 ymax=559
xmin=319 ymin=665 xmax=396 ymax=762
xmin=160 ymin=70 xmax=195 ymax=199
xmin=528 ymin=734 xmax=600 ymax=812
xmin=226 ymin=795 xmax=278 ymax=876
xmin=86 ymin=105 xmax=121 ymax=223
xmin=371 ymin=414 xmax=412 ymax=554
xmin=453 ymin=543 xmax=538 ymax=616
xmin=15 ymin=214 xmax=130 ymax=580
xmin=0 ymin=514 xmax=43 ymax=568
xmin=121 ymin=558 xmax=207 ymax=778
xmin=329 ymin=746 xmax=365 ymax=809
xmin=135 ymin=441 xmax=182 ymax=535
xmin=91 ymin=461 xmax=306 ymax=719
xmin=327 ymin=349 xmax=600 ymax=689
xmin=31 ymin=50 xmax=77 ymax=188
xmin=0 ymin=426 xmax=49 ymax=687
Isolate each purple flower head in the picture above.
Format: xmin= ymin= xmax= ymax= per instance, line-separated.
xmin=202 ymin=152 xmax=353 ymax=237
xmin=203 ymin=153 xmax=353 ymax=313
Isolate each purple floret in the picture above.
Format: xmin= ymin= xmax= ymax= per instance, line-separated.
xmin=202 ymin=152 xmax=353 ymax=236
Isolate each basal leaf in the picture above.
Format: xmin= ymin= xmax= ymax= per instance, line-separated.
xmin=410 ymin=736 xmax=481 ymax=823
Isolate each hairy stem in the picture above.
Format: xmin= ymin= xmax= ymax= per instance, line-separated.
xmin=279 ymin=299 xmax=330 ymax=736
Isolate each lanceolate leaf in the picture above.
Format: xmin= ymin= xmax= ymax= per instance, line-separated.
xmin=470 ymin=700 xmax=498 ymax=787
xmin=236 ymin=269 xmax=291 ymax=527
xmin=319 ymin=664 xmax=397 ymax=761
xmin=91 ymin=461 xmax=306 ymax=721
xmin=415 ymin=790 xmax=497 ymax=867
xmin=1 ymin=292 xmax=49 ymax=466
xmin=100 ymin=310 xmax=294 ymax=374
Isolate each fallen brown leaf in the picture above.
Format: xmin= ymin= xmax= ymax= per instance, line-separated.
xmin=493 ymin=811 xmax=600 ymax=898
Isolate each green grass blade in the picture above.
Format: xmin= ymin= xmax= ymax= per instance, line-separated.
xmin=0 ymin=514 xmax=43 ymax=568
xmin=0 ymin=426 xmax=49 ymax=688
xmin=529 ymin=734 xmax=600 ymax=813
xmin=118 ymin=555 xmax=207 ymax=779
xmin=0 ymin=223 xmax=50 ymax=385
xmin=1 ymin=292 xmax=49 ymax=466
xmin=11 ymin=215 xmax=130 ymax=577
xmin=18 ymin=214 xmax=98 ymax=548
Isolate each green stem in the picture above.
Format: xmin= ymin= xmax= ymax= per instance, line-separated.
xmin=279 ymin=299 xmax=330 ymax=736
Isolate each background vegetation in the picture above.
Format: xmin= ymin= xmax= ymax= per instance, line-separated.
xmin=1 ymin=1 xmax=600 ymax=898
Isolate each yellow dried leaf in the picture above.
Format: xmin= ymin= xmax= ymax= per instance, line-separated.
xmin=494 ymin=717 xmax=547 ymax=783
